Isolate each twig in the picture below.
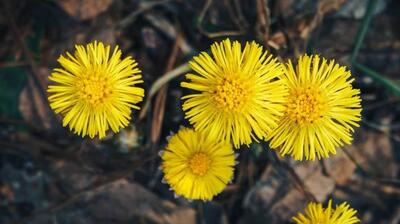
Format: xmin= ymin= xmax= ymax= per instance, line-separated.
xmin=144 ymin=13 xmax=195 ymax=55
xmin=198 ymin=0 xmax=213 ymax=31
xmin=300 ymin=0 xmax=348 ymax=39
xmin=0 ymin=61 xmax=29 ymax=69
xmin=293 ymin=0 xmax=347 ymax=53
xmin=223 ymin=0 xmax=247 ymax=31
xmin=232 ymin=0 xmax=249 ymax=29
xmin=256 ymin=0 xmax=270 ymax=47
xmin=115 ymin=0 xmax=172 ymax=30
xmin=196 ymin=0 xmax=244 ymax=38
xmin=139 ymin=63 xmax=191 ymax=120
xmin=150 ymin=34 xmax=182 ymax=143
xmin=115 ymin=0 xmax=195 ymax=55
xmin=200 ymin=30 xmax=245 ymax=39
xmin=377 ymin=178 xmax=400 ymax=188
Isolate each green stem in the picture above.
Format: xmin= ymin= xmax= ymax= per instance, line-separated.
xmin=350 ymin=0 xmax=400 ymax=96
xmin=350 ymin=0 xmax=378 ymax=62
xmin=353 ymin=62 xmax=400 ymax=96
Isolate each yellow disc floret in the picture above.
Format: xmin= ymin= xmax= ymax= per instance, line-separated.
xmin=189 ymin=152 xmax=212 ymax=176
xmin=287 ymin=86 xmax=327 ymax=124
xmin=213 ymin=77 xmax=250 ymax=112
xmin=76 ymin=69 xmax=113 ymax=106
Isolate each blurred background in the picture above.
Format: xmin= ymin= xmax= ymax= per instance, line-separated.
xmin=0 ymin=0 xmax=399 ymax=223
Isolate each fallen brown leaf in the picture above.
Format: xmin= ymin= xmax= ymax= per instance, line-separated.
xmin=19 ymin=68 xmax=61 ymax=132
xmin=83 ymin=179 xmax=196 ymax=224
xmin=351 ymin=131 xmax=396 ymax=178
xmin=294 ymin=162 xmax=335 ymax=202
xmin=57 ymin=0 xmax=113 ymax=20
xmin=324 ymin=149 xmax=357 ymax=185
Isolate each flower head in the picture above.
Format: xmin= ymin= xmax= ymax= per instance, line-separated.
xmin=181 ymin=39 xmax=287 ymax=148
xmin=293 ymin=200 xmax=360 ymax=224
xmin=268 ymin=55 xmax=361 ymax=160
xmin=161 ymin=128 xmax=235 ymax=201
xmin=47 ymin=41 xmax=144 ymax=139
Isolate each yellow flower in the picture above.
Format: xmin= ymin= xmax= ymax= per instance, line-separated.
xmin=268 ymin=55 xmax=361 ymax=160
xmin=293 ymin=200 xmax=360 ymax=224
xmin=161 ymin=128 xmax=235 ymax=201
xmin=47 ymin=41 xmax=144 ymax=139
xmin=181 ymin=39 xmax=287 ymax=148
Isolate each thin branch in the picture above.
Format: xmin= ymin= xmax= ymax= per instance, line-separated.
xmin=139 ymin=63 xmax=190 ymax=120
xmin=150 ymin=33 xmax=182 ymax=143
xmin=0 ymin=61 xmax=29 ymax=69
xmin=115 ymin=0 xmax=172 ymax=30
xmin=196 ymin=0 xmax=244 ymax=38
xmin=256 ymin=0 xmax=270 ymax=47
xmin=144 ymin=14 xmax=195 ymax=55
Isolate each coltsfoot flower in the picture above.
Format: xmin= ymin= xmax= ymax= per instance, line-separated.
xmin=268 ymin=55 xmax=362 ymax=160
xmin=293 ymin=199 xmax=360 ymax=224
xmin=161 ymin=128 xmax=235 ymax=201
xmin=181 ymin=39 xmax=287 ymax=148
xmin=48 ymin=41 xmax=144 ymax=139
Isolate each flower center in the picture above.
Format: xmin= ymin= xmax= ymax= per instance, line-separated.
xmin=188 ymin=152 xmax=211 ymax=176
xmin=77 ymin=69 xmax=113 ymax=106
xmin=287 ymin=86 xmax=327 ymax=124
xmin=213 ymin=77 xmax=249 ymax=112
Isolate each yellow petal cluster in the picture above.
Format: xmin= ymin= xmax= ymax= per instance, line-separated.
xmin=161 ymin=128 xmax=235 ymax=200
xmin=181 ymin=39 xmax=287 ymax=148
xmin=268 ymin=55 xmax=362 ymax=160
xmin=293 ymin=200 xmax=360 ymax=224
xmin=48 ymin=41 xmax=144 ymax=139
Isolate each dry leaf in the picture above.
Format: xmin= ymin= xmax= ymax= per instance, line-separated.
xmin=324 ymin=149 xmax=357 ymax=185
xmin=30 ymin=179 xmax=196 ymax=224
xmin=84 ymin=179 xmax=196 ymax=224
xmin=0 ymin=184 xmax=14 ymax=201
xmin=243 ymin=161 xmax=335 ymax=223
xmin=294 ymin=162 xmax=335 ymax=202
xmin=351 ymin=131 xmax=396 ymax=178
xmin=242 ymin=177 xmax=307 ymax=223
xmin=19 ymin=68 xmax=61 ymax=132
xmin=57 ymin=0 xmax=113 ymax=20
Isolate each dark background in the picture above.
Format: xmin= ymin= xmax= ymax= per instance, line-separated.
xmin=0 ymin=0 xmax=399 ymax=223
